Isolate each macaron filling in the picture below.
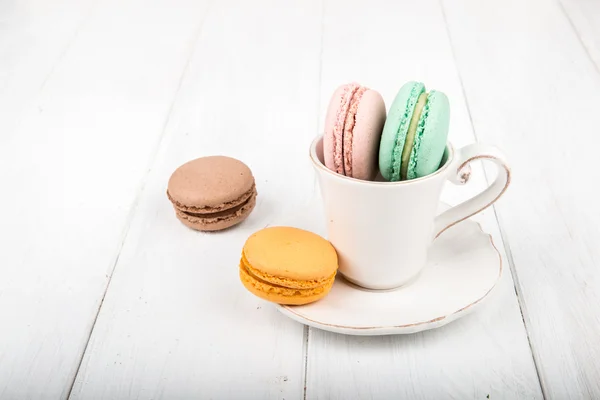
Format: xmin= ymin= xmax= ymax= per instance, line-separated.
xmin=400 ymin=92 xmax=429 ymax=180
xmin=241 ymin=253 xmax=335 ymax=290
xmin=239 ymin=258 xmax=334 ymax=299
xmin=181 ymin=196 xmax=252 ymax=218
xmin=174 ymin=190 xmax=256 ymax=228
xmin=406 ymin=92 xmax=433 ymax=180
xmin=171 ymin=185 xmax=257 ymax=230
xmin=390 ymin=82 xmax=425 ymax=181
xmin=342 ymin=86 xmax=368 ymax=177
xmin=167 ymin=184 xmax=256 ymax=214
xmin=333 ymin=83 xmax=366 ymax=176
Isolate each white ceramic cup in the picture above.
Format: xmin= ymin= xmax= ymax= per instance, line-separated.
xmin=310 ymin=135 xmax=511 ymax=290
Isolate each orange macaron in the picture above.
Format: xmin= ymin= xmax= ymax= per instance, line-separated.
xmin=239 ymin=226 xmax=338 ymax=305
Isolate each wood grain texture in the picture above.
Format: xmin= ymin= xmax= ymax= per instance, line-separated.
xmin=560 ymin=0 xmax=600 ymax=72
xmin=441 ymin=0 xmax=600 ymax=397
xmin=0 ymin=0 xmax=95 ymax=136
xmin=306 ymin=0 xmax=543 ymax=398
xmin=69 ymin=0 xmax=323 ymax=398
xmin=0 ymin=0 xmax=211 ymax=398
xmin=4 ymin=0 xmax=596 ymax=398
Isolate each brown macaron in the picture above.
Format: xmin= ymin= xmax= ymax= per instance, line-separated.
xmin=167 ymin=156 xmax=257 ymax=231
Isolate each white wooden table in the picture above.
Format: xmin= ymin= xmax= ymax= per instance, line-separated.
xmin=1 ymin=0 xmax=599 ymax=398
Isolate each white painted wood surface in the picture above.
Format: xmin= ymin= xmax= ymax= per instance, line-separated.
xmin=0 ymin=0 xmax=212 ymax=398
xmin=560 ymin=0 xmax=600 ymax=72
xmin=442 ymin=0 xmax=600 ymax=398
xmin=306 ymin=0 xmax=541 ymax=399
xmin=0 ymin=0 xmax=95 ymax=136
xmin=0 ymin=0 xmax=598 ymax=398
xmin=70 ymin=0 xmax=322 ymax=398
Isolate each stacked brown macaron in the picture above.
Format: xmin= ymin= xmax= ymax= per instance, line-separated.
xmin=167 ymin=156 xmax=257 ymax=231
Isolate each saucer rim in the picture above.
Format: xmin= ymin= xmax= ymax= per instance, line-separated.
xmin=275 ymin=219 xmax=502 ymax=335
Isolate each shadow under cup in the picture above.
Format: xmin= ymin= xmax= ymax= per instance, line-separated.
xmin=309 ymin=134 xmax=454 ymax=290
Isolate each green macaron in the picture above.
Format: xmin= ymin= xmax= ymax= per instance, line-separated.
xmin=379 ymin=81 xmax=450 ymax=181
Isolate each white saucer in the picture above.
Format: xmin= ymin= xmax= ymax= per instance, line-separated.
xmin=275 ymin=214 xmax=502 ymax=335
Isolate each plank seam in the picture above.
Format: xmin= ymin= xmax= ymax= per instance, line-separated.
xmin=304 ymin=1 xmax=325 ymax=398
xmin=497 ymin=219 xmax=548 ymax=400
xmin=557 ymin=0 xmax=600 ymax=77
xmin=38 ymin=0 xmax=99 ymax=94
xmin=437 ymin=0 xmax=547 ymax=398
xmin=64 ymin=2 xmax=214 ymax=398
xmin=302 ymin=326 xmax=310 ymax=400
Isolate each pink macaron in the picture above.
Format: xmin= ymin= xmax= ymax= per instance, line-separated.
xmin=323 ymin=83 xmax=386 ymax=181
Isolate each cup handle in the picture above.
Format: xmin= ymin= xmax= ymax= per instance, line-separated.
xmin=433 ymin=143 xmax=511 ymax=238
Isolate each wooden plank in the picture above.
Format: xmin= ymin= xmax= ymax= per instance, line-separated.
xmin=0 ymin=0 xmax=95 ymax=138
xmin=441 ymin=0 xmax=600 ymax=397
xmin=69 ymin=0 xmax=322 ymax=398
xmin=560 ymin=0 xmax=600 ymax=72
xmin=306 ymin=0 xmax=543 ymax=398
xmin=0 ymin=1 xmax=212 ymax=398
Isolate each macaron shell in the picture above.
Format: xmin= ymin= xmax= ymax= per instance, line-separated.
xmin=242 ymin=253 xmax=334 ymax=289
xmin=323 ymin=85 xmax=352 ymax=174
xmin=167 ymin=156 xmax=254 ymax=210
xmin=350 ymin=89 xmax=386 ymax=180
xmin=175 ymin=188 xmax=257 ymax=231
xmin=242 ymin=226 xmax=338 ymax=282
xmin=239 ymin=264 xmax=335 ymax=305
xmin=379 ymin=81 xmax=425 ymax=181
xmin=407 ymin=90 xmax=450 ymax=179
xmin=168 ymin=184 xmax=255 ymax=214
